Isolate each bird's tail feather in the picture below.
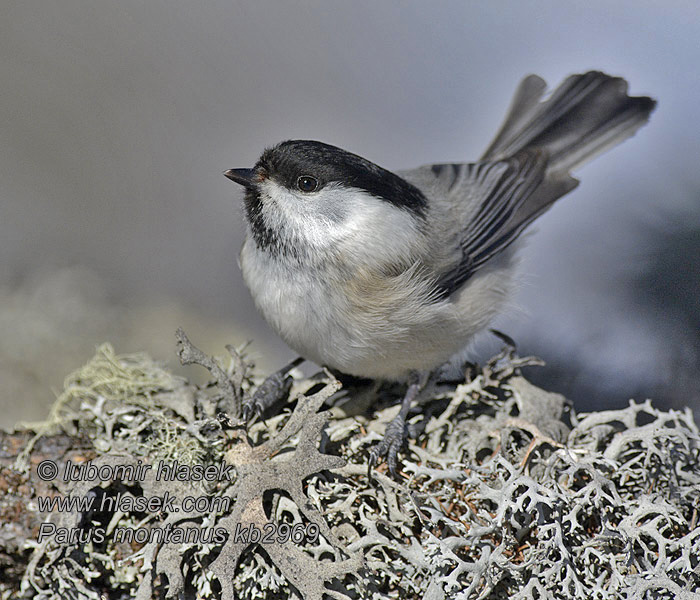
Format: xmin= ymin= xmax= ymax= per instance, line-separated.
xmin=481 ymin=71 xmax=656 ymax=174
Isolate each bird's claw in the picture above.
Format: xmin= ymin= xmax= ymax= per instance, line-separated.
xmin=240 ymin=396 xmax=265 ymax=424
xmin=241 ymin=372 xmax=290 ymax=425
xmin=368 ymin=412 xmax=409 ymax=478
xmin=241 ymin=357 xmax=304 ymax=425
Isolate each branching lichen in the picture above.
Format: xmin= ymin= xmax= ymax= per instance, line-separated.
xmin=7 ymin=336 xmax=700 ymax=600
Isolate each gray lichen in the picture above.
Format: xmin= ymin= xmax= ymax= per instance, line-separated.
xmin=12 ymin=336 xmax=700 ymax=599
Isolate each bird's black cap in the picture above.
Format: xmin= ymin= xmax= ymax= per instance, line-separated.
xmin=226 ymin=140 xmax=428 ymax=218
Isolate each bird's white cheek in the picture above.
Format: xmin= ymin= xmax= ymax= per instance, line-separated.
xmin=257 ymin=181 xmax=426 ymax=264
xmin=257 ymin=182 xmax=329 ymax=246
xmin=327 ymin=200 xmax=426 ymax=268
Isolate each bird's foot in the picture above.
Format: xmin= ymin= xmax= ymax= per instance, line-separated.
xmin=368 ymin=374 xmax=425 ymax=478
xmin=483 ymin=329 xmax=545 ymax=383
xmin=242 ymin=357 xmax=304 ymax=424
xmin=368 ymin=411 xmax=410 ymax=478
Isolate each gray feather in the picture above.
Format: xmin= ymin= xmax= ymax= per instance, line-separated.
xmin=480 ymin=74 xmax=548 ymax=161
xmin=405 ymin=71 xmax=656 ymax=299
xmin=481 ymin=71 xmax=656 ymax=170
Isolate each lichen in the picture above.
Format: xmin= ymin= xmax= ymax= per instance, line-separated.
xmin=12 ymin=336 xmax=700 ymax=600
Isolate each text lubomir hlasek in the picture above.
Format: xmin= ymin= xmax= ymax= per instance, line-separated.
xmin=62 ymin=459 xmax=235 ymax=482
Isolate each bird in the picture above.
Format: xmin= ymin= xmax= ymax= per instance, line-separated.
xmin=223 ymin=71 xmax=655 ymax=475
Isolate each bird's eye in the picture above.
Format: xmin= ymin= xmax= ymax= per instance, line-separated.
xmin=296 ymin=175 xmax=319 ymax=193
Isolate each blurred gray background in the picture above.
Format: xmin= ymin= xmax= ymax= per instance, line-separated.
xmin=1 ymin=0 xmax=699 ymax=427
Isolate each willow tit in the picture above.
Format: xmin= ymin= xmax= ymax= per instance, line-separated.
xmin=225 ymin=71 xmax=655 ymax=474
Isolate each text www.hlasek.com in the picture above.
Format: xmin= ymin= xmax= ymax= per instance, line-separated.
xmin=37 ymin=490 xmax=228 ymax=514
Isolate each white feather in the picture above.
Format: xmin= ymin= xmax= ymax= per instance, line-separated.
xmin=240 ymin=179 xmax=518 ymax=379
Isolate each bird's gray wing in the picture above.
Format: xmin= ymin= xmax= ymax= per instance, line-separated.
xmin=400 ymin=72 xmax=654 ymax=301
xmin=403 ymin=149 xmax=574 ymax=300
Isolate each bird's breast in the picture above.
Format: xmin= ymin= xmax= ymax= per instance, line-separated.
xmin=239 ymin=237 xmax=476 ymax=379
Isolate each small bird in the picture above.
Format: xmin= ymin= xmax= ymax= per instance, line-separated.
xmin=224 ymin=71 xmax=655 ymax=474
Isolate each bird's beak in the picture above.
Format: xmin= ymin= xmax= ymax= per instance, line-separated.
xmin=223 ymin=168 xmax=256 ymax=189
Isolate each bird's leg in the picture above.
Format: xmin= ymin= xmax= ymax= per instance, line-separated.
xmin=368 ymin=371 xmax=427 ymax=478
xmin=242 ymin=357 xmax=304 ymax=423
xmin=483 ymin=329 xmax=544 ymax=384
